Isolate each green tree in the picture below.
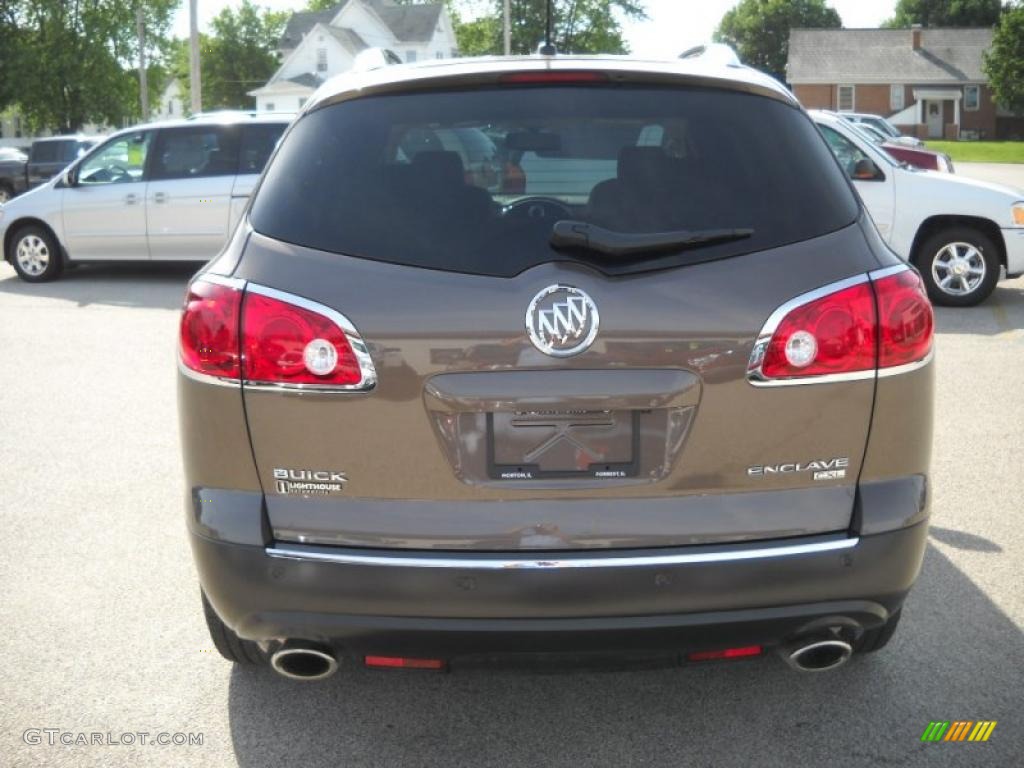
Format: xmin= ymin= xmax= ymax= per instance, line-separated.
xmin=984 ymin=2 xmax=1024 ymax=113
xmin=714 ymin=0 xmax=841 ymax=82
xmin=884 ymin=0 xmax=1003 ymax=28
xmin=6 ymin=0 xmax=176 ymax=132
xmin=199 ymin=1 xmax=288 ymax=109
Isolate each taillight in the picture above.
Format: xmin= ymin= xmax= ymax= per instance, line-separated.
xmin=242 ymin=287 xmax=365 ymax=386
xmin=179 ymin=278 xmax=376 ymax=390
xmin=179 ymin=278 xmax=242 ymax=379
xmin=874 ymin=269 xmax=933 ymax=369
xmin=748 ymin=265 xmax=933 ymax=385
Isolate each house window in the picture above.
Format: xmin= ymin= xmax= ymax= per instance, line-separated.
xmin=265 ymin=102 xmax=275 ymax=111
xmin=316 ymin=48 xmax=328 ymax=72
xmin=167 ymin=100 xmax=174 ymax=115
xmin=436 ymin=51 xmax=444 ymax=59
xmin=964 ymin=85 xmax=980 ymax=111
xmin=837 ymin=85 xmax=855 ymax=112
xmin=451 ymin=48 xmax=459 ymax=58
xmin=406 ymin=50 xmax=417 ymax=63
xmin=890 ymin=84 xmax=904 ymax=111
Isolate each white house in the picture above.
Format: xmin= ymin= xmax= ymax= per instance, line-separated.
xmin=151 ymin=79 xmax=185 ymax=121
xmin=249 ymin=0 xmax=458 ymax=114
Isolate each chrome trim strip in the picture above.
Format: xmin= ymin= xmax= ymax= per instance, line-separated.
xmin=877 ymin=349 xmax=934 ymax=378
xmin=266 ymin=536 xmax=858 ymax=570
xmin=868 ymin=263 xmax=911 ymax=281
xmin=177 ymin=359 xmax=241 ymax=388
xmin=243 ymin=283 xmax=377 ymax=393
xmin=748 ymin=369 xmax=876 ymax=388
xmin=195 ymin=272 xmax=247 ymax=291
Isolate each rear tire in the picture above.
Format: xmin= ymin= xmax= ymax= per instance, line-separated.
xmin=9 ymin=224 xmax=63 ymax=282
xmin=201 ymin=591 xmax=263 ymax=664
xmin=913 ymin=227 xmax=999 ymax=307
xmin=0 ymin=183 xmax=13 ymax=204
xmin=856 ymin=609 xmax=901 ymax=654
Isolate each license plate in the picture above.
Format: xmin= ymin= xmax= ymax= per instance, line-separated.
xmin=487 ymin=410 xmax=639 ymax=480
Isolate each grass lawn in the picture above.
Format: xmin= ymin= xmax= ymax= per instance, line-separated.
xmin=925 ymin=141 xmax=1024 ymax=164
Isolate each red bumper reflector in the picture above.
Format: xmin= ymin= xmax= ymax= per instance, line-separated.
xmin=687 ymin=645 xmax=763 ymax=662
xmin=364 ymin=655 xmax=445 ymax=670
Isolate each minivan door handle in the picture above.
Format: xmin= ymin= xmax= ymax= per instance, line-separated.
xmin=124 ymin=193 xmax=139 ymax=205
xmin=152 ymin=191 xmax=168 ymax=204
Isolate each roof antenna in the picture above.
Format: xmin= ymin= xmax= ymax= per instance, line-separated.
xmin=537 ymin=0 xmax=557 ymax=56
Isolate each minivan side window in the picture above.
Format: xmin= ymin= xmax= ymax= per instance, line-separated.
xmin=150 ymin=126 xmax=241 ymax=181
xmin=238 ymin=123 xmax=287 ymax=175
xmin=77 ymin=132 xmax=152 ymax=185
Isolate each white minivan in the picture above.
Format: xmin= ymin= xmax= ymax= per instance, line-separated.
xmin=811 ymin=110 xmax=1024 ymax=306
xmin=0 ymin=114 xmax=291 ymax=282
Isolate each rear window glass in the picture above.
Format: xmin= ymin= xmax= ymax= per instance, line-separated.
xmin=250 ymin=86 xmax=859 ymax=277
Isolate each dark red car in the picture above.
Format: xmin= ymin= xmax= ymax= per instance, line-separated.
xmin=851 ymin=122 xmax=954 ymax=172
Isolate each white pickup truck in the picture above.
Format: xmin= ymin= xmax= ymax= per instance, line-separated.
xmin=811 ymin=110 xmax=1024 ymax=306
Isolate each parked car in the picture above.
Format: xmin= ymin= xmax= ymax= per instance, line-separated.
xmin=812 ymin=110 xmax=1024 ymax=306
xmin=0 ymin=135 xmax=100 ymax=203
xmin=849 ymin=120 xmax=954 ymax=173
xmin=179 ymin=53 xmax=935 ymax=681
xmin=841 ymin=112 xmax=925 ymax=148
xmin=0 ymin=115 xmax=290 ymax=280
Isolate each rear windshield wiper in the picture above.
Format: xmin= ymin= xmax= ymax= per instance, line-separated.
xmin=550 ymin=221 xmax=754 ymax=258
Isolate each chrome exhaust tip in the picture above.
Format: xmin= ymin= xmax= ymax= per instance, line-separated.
xmin=269 ymin=643 xmax=338 ymax=681
xmin=783 ymin=638 xmax=853 ymax=673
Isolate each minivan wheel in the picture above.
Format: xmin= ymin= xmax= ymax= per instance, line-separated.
xmin=914 ymin=227 xmax=999 ymax=307
xmin=856 ymin=610 xmax=902 ymax=654
xmin=201 ymin=591 xmax=264 ymax=665
xmin=9 ymin=225 xmax=63 ymax=282
xmin=0 ymin=183 xmax=13 ymax=204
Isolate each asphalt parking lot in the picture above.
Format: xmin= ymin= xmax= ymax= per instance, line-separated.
xmin=0 ymin=255 xmax=1021 ymax=767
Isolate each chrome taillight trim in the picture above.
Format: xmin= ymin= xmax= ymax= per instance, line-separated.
xmin=267 ymin=535 xmax=859 ymax=570
xmin=242 ymin=283 xmax=377 ymax=394
xmin=747 ymin=264 xmax=919 ymax=387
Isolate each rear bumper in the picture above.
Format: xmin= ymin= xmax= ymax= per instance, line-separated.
xmin=193 ymin=520 xmax=928 ymax=657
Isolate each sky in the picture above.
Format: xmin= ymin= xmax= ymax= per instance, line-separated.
xmin=172 ymin=0 xmax=898 ymax=57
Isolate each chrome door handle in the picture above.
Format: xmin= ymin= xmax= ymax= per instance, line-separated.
xmin=124 ymin=193 xmax=138 ymax=205
xmin=153 ymin=192 xmax=168 ymax=204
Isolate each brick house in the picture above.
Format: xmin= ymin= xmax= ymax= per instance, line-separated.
xmin=787 ymin=26 xmax=1024 ymax=140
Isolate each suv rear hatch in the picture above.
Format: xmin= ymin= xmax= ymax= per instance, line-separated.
xmin=235 ymin=74 xmax=877 ymax=551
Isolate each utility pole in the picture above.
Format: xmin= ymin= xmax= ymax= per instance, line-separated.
xmin=503 ymin=0 xmax=511 ymax=55
xmin=189 ymin=0 xmax=202 ymax=114
xmin=136 ymin=3 xmax=149 ymax=121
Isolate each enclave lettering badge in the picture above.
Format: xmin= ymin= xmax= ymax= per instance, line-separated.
xmin=747 ymin=457 xmax=849 ymax=481
xmin=273 ymin=468 xmax=348 ymax=495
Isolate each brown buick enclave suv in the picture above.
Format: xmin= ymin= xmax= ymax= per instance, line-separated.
xmin=178 ymin=52 xmax=934 ymax=680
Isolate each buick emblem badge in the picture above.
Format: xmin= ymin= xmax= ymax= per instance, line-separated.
xmin=525 ymin=284 xmax=599 ymax=357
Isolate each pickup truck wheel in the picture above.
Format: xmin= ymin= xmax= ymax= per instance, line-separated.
xmin=914 ymin=227 xmax=999 ymax=307
xmin=9 ymin=225 xmax=63 ymax=282
xmin=201 ymin=591 xmax=263 ymax=665
xmin=0 ymin=183 xmax=13 ymax=204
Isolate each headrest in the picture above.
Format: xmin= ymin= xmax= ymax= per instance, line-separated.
xmin=411 ymin=151 xmax=465 ymax=187
xmin=617 ymin=146 xmax=668 ymax=185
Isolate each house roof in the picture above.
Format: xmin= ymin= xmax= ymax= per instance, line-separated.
xmin=325 ymin=25 xmax=368 ymax=53
xmin=278 ymin=1 xmax=442 ymax=50
xmin=279 ymin=6 xmax=340 ymax=50
xmin=286 ymin=73 xmax=326 ymax=89
xmin=787 ymin=27 xmax=993 ymax=84
xmin=366 ymin=0 xmax=442 ymax=42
